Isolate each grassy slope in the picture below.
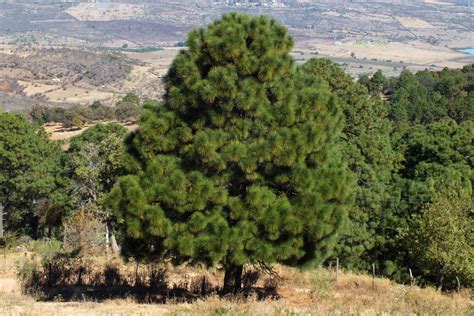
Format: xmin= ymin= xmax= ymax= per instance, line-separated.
xmin=0 ymin=251 xmax=472 ymax=315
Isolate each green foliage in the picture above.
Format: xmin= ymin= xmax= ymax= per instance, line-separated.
xmin=112 ymin=93 xmax=142 ymax=122
xmin=109 ymin=14 xmax=354 ymax=276
xmin=0 ymin=113 xmax=64 ymax=236
xmin=3 ymin=14 xmax=472 ymax=292
xmin=67 ymin=123 xmax=128 ymax=214
xmin=176 ymin=41 xmax=188 ymax=47
xmin=0 ymin=231 xmax=18 ymax=249
xmin=408 ymin=189 xmax=473 ymax=289
xmin=385 ymin=66 xmax=474 ymax=129
xmin=400 ymin=119 xmax=473 ymax=189
xmin=121 ymin=93 xmax=140 ymax=105
xmin=301 ymin=59 xmax=399 ymax=271
xmin=359 ymin=70 xmax=386 ymax=96
xmin=386 ymin=118 xmax=474 ymax=283
xmin=69 ymin=122 xmax=127 ymax=152
xmin=30 ymin=104 xmax=50 ymax=126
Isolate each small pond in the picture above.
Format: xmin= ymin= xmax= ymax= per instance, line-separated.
xmin=459 ymin=47 xmax=474 ymax=55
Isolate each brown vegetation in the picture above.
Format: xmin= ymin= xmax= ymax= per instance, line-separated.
xmin=1 ymin=250 xmax=472 ymax=315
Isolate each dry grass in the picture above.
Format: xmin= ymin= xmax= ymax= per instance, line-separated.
xmin=1 ymin=251 xmax=472 ymax=316
xmin=395 ymin=17 xmax=434 ymax=29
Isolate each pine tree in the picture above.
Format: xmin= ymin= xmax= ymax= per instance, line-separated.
xmin=109 ymin=13 xmax=354 ymax=293
xmin=301 ymin=59 xmax=399 ymax=272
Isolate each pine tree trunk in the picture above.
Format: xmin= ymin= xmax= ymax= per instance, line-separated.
xmin=223 ymin=265 xmax=243 ymax=294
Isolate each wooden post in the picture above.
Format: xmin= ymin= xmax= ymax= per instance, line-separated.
xmin=0 ymin=203 xmax=4 ymax=238
xmin=0 ymin=204 xmax=4 ymax=274
xmin=336 ymin=257 xmax=339 ymax=281
xmin=105 ymin=222 xmax=110 ymax=262
xmin=372 ymin=263 xmax=376 ymax=289
xmin=456 ymin=276 xmax=461 ymax=292
xmin=409 ymin=268 xmax=414 ymax=286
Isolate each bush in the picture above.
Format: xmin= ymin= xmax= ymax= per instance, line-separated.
xmin=16 ymin=238 xmax=68 ymax=292
xmin=63 ymin=211 xmax=105 ymax=256
xmin=0 ymin=232 xmax=21 ymax=249
xmin=16 ymin=257 xmax=41 ymax=294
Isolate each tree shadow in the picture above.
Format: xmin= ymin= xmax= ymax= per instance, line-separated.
xmin=34 ymin=284 xmax=279 ymax=303
xmin=38 ymin=285 xmax=196 ymax=303
xmin=20 ymin=254 xmax=280 ymax=304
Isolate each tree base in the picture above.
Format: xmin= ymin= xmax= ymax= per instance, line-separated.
xmin=223 ymin=265 xmax=243 ymax=295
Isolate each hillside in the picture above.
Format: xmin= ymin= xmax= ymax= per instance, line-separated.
xmin=0 ymin=1 xmax=472 ymax=78
xmin=0 ymin=45 xmax=165 ymax=112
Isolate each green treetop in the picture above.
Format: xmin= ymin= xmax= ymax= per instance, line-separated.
xmin=109 ymin=13 xmax=354 ymax=293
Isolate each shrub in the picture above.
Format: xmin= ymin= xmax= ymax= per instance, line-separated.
xmin=63 ymin=210 xmax=105 ymax=256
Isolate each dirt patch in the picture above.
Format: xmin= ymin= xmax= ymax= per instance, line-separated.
xmin=0 ymin=82 xmax=11 ymax=93
xmin=307 ymin=40 xmax=464 ymax=65
xmin=395 ymin=17 xmax=434 ymax=29
xmin=66 ymin=3 xmax=145 ymax=22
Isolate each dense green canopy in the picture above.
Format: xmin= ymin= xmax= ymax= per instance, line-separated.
xmin=0 ymin=113 xmax=64 ymax=236
xmin=301 ymin=59 xmax=399 ymax=271
xmin=109 ymin=13 xmax=354 ymax=291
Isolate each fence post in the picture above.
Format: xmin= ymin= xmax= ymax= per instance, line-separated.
xmin=1 ymin=205 xmax=4 ymax=273
xmin=372 ymin=263 xmax=376 ymax=289
xmin=0 ymin=204 xmax=4 ymax=238
xmin=409 ymin=268 xmax=414 ymax=286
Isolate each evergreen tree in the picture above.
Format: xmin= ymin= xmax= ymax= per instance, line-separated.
xmin=301 ymin=59 xmax=399 ymax=272
xmin=386 ymin=66 xmax=474 ymax=128
xmin=0 ymin=113 xmax=64 ymax=237
xmin=389 ymin=70 xmax=447 ymax=127
xmin=388 ymin=118 xmax=474 ymax=283
xmin=109 ymin=13 xmax=354 ymax=293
